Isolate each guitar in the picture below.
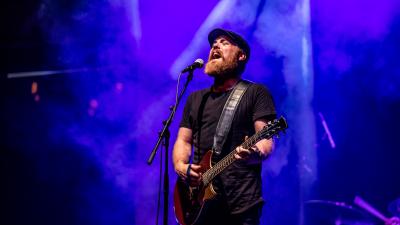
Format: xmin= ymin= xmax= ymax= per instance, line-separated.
xmin=173 ymin=116 xmax=288 ymax=225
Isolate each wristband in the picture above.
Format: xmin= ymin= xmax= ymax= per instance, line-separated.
xmin=186 ymin=164 xmax=192 ymax=183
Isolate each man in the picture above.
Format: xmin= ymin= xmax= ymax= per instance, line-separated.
xmin=173 ymin=28 xmax=276 ymax=225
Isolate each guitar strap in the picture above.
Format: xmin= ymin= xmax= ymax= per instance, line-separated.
xmin=212 ymin=79 xmax=252 ymax=155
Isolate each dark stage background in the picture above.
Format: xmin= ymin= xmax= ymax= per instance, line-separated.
xmin=1 ymin=0 xmax=399 ymax=224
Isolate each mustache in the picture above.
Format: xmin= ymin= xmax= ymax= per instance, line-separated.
xmin=209 ymin=49 xmax=223 ymax=61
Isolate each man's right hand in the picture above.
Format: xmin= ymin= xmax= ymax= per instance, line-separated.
xmin=175 ymin=162 xmax=202 ymax=187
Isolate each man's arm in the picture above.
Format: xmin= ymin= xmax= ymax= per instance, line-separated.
xmin=254 ymin=119 xmax=274 ymax=157
xmin=234 ymin=119 xmax=274 ymax=163
xmin=172 ymin=127 xmax=202 ymax=186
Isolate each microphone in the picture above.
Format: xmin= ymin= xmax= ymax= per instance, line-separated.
xmin=181 ymin=59 xmax=204 ymax=73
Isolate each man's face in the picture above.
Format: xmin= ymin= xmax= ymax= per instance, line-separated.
xmin=204 ymin=35 xmax=246 ymax=77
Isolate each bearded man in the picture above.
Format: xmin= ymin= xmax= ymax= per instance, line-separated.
xmin=173 ymin=28 xmax=277 ymax=225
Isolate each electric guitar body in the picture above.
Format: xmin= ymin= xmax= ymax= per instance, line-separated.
xmin=173 ymin=116 xmax=288 ymax=225
xmin=173 ymin=150 xmax=217 ymax=225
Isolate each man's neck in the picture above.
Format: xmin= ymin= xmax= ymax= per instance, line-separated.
xmin=212 ymin=77 xmax=241 ymax=93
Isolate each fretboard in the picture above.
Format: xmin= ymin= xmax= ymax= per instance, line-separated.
xmin=201 ymin=130 xmax=269 ymax=186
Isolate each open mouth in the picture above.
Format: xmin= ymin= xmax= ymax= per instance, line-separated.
xmin=211 ymin=51 xmax=222 ymax=60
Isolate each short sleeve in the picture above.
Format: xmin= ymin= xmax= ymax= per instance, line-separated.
xmin=179 ymin=93 xmax=193 ymax=129
xmin=252 ymin=84 xmax=277 ymax=122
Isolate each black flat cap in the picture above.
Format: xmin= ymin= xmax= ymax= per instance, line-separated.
xmin=208 ymin=28 xmax=250 ymax=61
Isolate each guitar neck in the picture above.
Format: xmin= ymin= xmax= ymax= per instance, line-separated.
xmin=202 ymin=131 xmax=268 ymax=186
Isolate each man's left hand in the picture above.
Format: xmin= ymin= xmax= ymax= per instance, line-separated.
xmin=234 ymin=145 xmax=263 ymax=164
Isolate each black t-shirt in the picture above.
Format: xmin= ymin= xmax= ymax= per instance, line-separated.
xmin=179 ymin=80 xmax=276 ymax=214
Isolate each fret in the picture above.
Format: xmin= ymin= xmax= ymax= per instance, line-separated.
xmin=201 ymin=117 xmax=287 ymax=186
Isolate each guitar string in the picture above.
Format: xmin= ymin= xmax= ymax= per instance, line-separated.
xmin=202 ymin=118 xmax=286 ymax=185
xmin=202 ymin=125 xmax=277 ymax=185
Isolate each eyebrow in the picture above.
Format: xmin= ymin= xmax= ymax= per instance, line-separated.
xmin=214 ymin=36 xmax=233 ymax=44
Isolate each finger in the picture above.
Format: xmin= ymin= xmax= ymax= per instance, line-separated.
xmin=235 ymin=149 xmax=249 ymax=160
xmin=236 ymin=146 xmax=246 ymax=154
xmin=235 ymin=147 xmax=243 ymax=158
xmin=236 ymin=146 xmax=250 ymax=157
xmin=190 ymin=170 xmax=200 ymax=178
xmin=239 ymin=148 xmax=251 ymax=157
xmin=235 ymin=146 xmax=241 ymax=153
xmin=234 ymin=153 xmax=242 ymax=160
xmin=190 ymin=164 xmax=202 ymax=171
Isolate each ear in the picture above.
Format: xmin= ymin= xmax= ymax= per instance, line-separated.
xmin=238 ymin=51 xmax=247 ymax=62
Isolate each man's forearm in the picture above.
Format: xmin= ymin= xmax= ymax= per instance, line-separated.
xmin=173 ymin=139 xmax=192 ymax=168
xmin=254 ymin=119 xmax=274 ymax=159
xmin=255 ymin=138 xmax=274 ymax=158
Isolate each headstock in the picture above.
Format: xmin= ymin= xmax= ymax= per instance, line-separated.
xmin=261 ymin=116 xmax=288 ymax=140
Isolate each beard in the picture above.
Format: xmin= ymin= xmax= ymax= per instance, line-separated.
xmin=204 ymin=53 xmax=239 ymax=78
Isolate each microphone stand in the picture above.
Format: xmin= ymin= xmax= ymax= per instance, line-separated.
xmin=147 ymin=70 xmax=194 ymax=225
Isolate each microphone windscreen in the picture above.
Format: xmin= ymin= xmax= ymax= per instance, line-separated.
xmin=195 ymin=58 xmax=204 ymax=68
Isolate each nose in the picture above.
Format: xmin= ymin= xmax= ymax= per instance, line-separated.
xmin=212 ymin=42 xmax=220 ymax=49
